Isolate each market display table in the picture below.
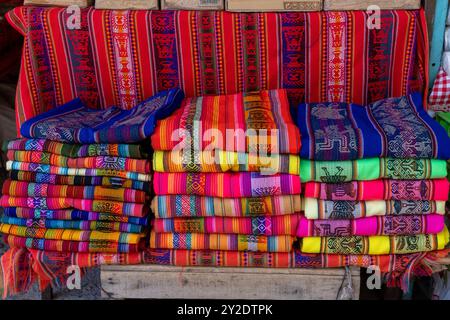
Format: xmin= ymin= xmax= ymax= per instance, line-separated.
xmin=0 ymin=7 xmax=435 ymax=300
xmin=100 ymin=266 xmax=360 ymax=300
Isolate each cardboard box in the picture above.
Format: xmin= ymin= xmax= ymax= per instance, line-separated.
xmin=24 ymin=0 xmax=93 ymax=6
xmin=95 ymin=0 xmax=159 ymax=9
xmin=162 ymin=0 xmax=224 ymax=10
xmin=323 ymin=0 xmax=421 ymax=11
xmin=226 ymin=0 xmax=322 ymax=12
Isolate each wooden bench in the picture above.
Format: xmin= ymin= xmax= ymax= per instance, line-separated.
xmin=100 ymin=265 xmax=361 ymax=300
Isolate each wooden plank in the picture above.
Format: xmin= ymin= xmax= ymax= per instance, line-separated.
xmin=324 ymin=0 xmax=421 ymax=10
xmin=94 ymin=0 xmax=159 ymax=9
xmin=161 ymin=0 xmax=224 ymax=10
xmin=101 ymin=265 xmax=360 ymax=300
xmin=24 ymin=0 xmax=93 ymax=6
xmin=226 ymin=0 xmax=322 ymax=12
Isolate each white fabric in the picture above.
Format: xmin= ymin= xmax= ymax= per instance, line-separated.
xmin=442 ymin=51 xmax=450 ymax=75
xmin=445 ymin=27 xmax=450 ymax=51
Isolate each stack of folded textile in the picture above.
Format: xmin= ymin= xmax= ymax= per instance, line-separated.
xmin=296 ymin=93 xmax=450 ymax=256
xmin=0 ymin=89 xmax=184 ymax=254
xmin=150 ymin=89 xmax=302 ymax=255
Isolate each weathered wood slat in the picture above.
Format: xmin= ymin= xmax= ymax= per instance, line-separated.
xmin=24 ymin=0 xmax=93 ymax=6
xmin=161 ymin=0 xmax=224 ymax=10
xmin=226 ymin=0 xmax=323 ymax=12
xmin=101 ymin=265 xmax=360 ymax=300
xmin=323 ymin=0 xmax=421 ymax=10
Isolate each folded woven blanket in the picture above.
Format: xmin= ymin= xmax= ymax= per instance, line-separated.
xmin=152 ymin=195 xmax=302 ymax=218
xmin=304 ymin=179 xmax=449 ymax=201
xmin=153 ymin=172 xmax=301 ymax=197
xmin=3 ymin=208 xmax=148 ymax=226
xmin=20 ymin=89 xmax=184 ymax=144
xmin=151 ymin=90 xmax=301 ymax=154
xmin=297 ymin=93 xmax=450 ymax=160
xmin=9 ymin=170 xmax=151 ymax=191
xmin=300 ymin=227 xmax=449 ymax=255
xmin=1 ymin=216 xmax=144 ymax=233
xmin=4 ymin=235 xmax=144 ymax=253
xmin=10 ymin=176 xmax=148 ymax=200
xmin=4 ymin=139 xmax=148 ymax=159
xmin=0 ymin=196 xmax=149 ymax=217
xmin=2 ymin=180 xmax=147 ymax=203
xmin=300 ymin=158 xmax=447 ymax=182
xmin=297 ymin=214 xmax=445 ymax=237
xmin=153 ymin=150 xmax=300 ymax=174
xmin=152 ymin=214 xmax=300 ymax=236
xmin=303 ymin=198 xmax=446 ymax=219
xmin=6 ymin=161 xmax=151 ymax=182
xmin=6 ymin=151 xmax=151 ymax=173
xmin=0 ymin=224 xmax=144 ymax=244
xmin=149 ymin=232 xmax=295 ymax=252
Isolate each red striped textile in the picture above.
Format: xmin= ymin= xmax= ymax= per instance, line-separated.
xmin=6 ymin=7 xmax=428 ymax=130
xmin=2 ymin=180 xmax=148 ymax=203
xmin=0 ymin=196 xmax=149 ymax=217
xmin=151 ymin=90 xmax=301 ymax=154
xmin=6 ymin=150 xmax=151 ymax=173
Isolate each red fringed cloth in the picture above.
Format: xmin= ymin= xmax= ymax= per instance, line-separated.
xmin=6 ymin=7 xmax=428 ymax=131
xmin=1 ymin=247 xmax=448 ymax=297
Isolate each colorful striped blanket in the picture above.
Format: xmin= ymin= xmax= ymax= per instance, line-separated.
xmin=152 ymin=195 xmax=302 ymax=218
xmin=151 ymin=90 xmax=301 ymax=154
xmin=6 ymin=151 xmax=151 ymax=173
xmin=6 ymin=161 xmax=151 ymax=182
xmin=152 ymin=150 xmax=300 ymax=174
xmin=300 ymin=158 xmax=447 ymax=182
xmin=4 ymin=139 xmax=148 ymax=159
xmin=304 ymin=179 xmax=449 ymax=201
xmin=297 ymin=214 xmax=445 ymax=237
xmin=150 ymin=232 xmax=295 ymax=252
xmin=20 ymin=89 xmax=184 ymax=144
xmin=300 ymin=227 xmax=449 ymax=255
xmin=297 ymin=93 xmax=450 ymax=160
xmin=2 ymin=180 xmax=148 ymax=203
xmin=0 ymin=224 xmax=144 ymax=244
xmin=303 ymin=198 xmax=446 ymax=220
xmin=153 ymin=172 xmax=301 ymax=197
xmin=3 ymin=208 xmax=148 ymax=225
xmin=4 ymin=235 xmax=144 ymax=253
xmin=1 ymin=216 xmax=144 ymax=233
xmin=152 ymin=215 xmax=300 ymax=236
xmin=0 ymin=196 xmax=149 ymax=217
xmin=9 ymin=170 xmax=151 ymax=191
